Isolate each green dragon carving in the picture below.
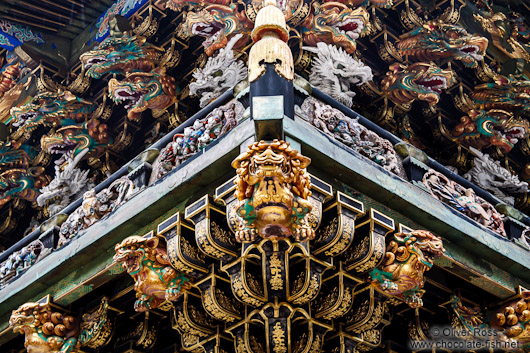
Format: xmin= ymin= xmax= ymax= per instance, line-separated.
xmin=381 ymin=62 xmax=455 ymax=106
xmin=40 ymin=118 xmax=111 ymax=168
xmin=0 ymin=143 xmax=49 ymax=208
xmin=177 ymin=4 xmax=251 ymax=56
xmin=302 ymin=2 xmax=370 ymax=54
xmin=108 ymin=68 xmax=177 ymax=121
xmin=452 ymin=75 xmax=530 ymax=152
xmin=396 ymin=22 xmax=489 ymax=68
xmin=10 ymin=91 xmax=96 ymax=141
xmin=80 ymin=33 xmax=164 ymax=79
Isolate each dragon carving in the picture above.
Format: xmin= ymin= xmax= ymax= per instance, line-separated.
xmin=36 ymin=149 xmax=95 ymax=217
xmin=463 ymin=147 xmax=528 ymax=205
xmin=302 ymin=2 xmax=370 ymax=54
xmin=114 ymin=234 xmax=192 ymax=311
xmin=178 ymin=5 xmax=251 ymax=56
xmin=108 ymin=69 xmax=177 ymax=121
xmin=370 ymin=230 xmax=445 ymax=308
xmin=231 ymin=140 xmax=314 ymax=242
xmin=0 ymin=144 xmax=49 ymax=208
xmin=381 ymin=62 xmax=455 ymax=106
xmin=396 ymin=22 xmax=489 ymax=68
xmin=80 ymin=33 xmax=163 ymax=78
xmin=452 ymin=76 xmax=530 ymax=152
xmin=10 ymin=297 xmax=114 ymax=353
xmin=41 ymin=118 xmax=111 ymax=168
xmin=189 ymin=34 xmax=247 ymax=108
xmin=303 ymin=42 xmax=373 ymax=107
xmin=473 ymin=8 xmax=530 ymax=62
xmin=10 ymin=91 xmax=97 ymax=141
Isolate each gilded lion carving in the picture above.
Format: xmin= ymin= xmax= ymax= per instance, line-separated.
xmin=231 ymin=140 xmax=314 ymax=242
xmin=370 ymin=230 xmax=445 ymax=307
xmin=114 ymin=234 xmax=191 ymax=311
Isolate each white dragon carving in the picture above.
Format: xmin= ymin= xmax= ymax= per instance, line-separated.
xmin=189 ymin=34 xmax=247 ymax=108
xmin=463 ymin=147 xmax=528 ymax=205
xmin=37 ymin=148 xmax=94 ymax=217
xmin=303 ymin=42 xmax=373 ymax=108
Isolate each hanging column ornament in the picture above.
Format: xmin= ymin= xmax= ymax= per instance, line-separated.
xmin=248 ymin=0 xmax=295 ymax=140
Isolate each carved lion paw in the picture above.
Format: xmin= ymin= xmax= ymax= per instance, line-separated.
xmin=381 ymin=280 xmax=398 ymax=293
xmin=235 ymin=228 xmax=256 ymax=243
xmin=293 ymin=225 xmax=315 ymax=241
xmin=134 ymin=296 xmax=151 ymax=312
xmin=165 ymin=287 xmax=183 ymax=301
xmin=404 ymin=292 xmax=423 ymax=308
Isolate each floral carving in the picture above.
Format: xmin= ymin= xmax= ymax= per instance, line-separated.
xmin=423 ymin=169 xmax=507 ymax=237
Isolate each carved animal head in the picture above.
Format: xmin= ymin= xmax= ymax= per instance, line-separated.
xmin=10 ymin=301 xmax=80 ymax=353
xmin=472 ymin=76 xmax=530 ymax=114
xmin=114 ymin=235 xmax=160 ymax=275
xmin=0 ymin=167 xmax=48 ymax=208
xmin=0 ymin=144 xmax=48 ymax=208
xmin=304 ymin=3 xmax=370 ymax=54
xmin=404 ymin=230 xmax=445 ymax=268
xmin=80 ymin=34 xmax=163 ymax=79
xmin=41 ymin=119 xmax=111 ymax=168
xmin=233 ymin=140 xmax=312 ymax=201
xmin=108 ymin=70 xmax=177 ymax=121
xmin=178 ymin=5 xmax=247 ymax=56
xmin=232 ymin=140 xmax=312 ymax=239
xmin=304 ymin=42 xmax=373 ymax=107
xmin=381 ymin=62 xmax=455 ymax=105
xmin=10 ymin=91 xmax=96 ymax=141
xmin=452 ymin=109 xmax=530 ymax=153
xmin=189 ymin=36 xmax=247 ymax=108
xmin=397 ymin=22 xmax=489 ymax=67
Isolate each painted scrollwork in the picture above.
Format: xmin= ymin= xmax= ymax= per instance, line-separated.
xmin=422 ymin=169 xmax=507 ymax=237
xmin=450 ymin=292 xmax=530 ymax=350
xmin=114 ymin=233 xmax=192 ymax=311
xmin=370 ymin=230 xmax=445 ymax=307
xmin=231 ymin=139 xmax=313 ymax=242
